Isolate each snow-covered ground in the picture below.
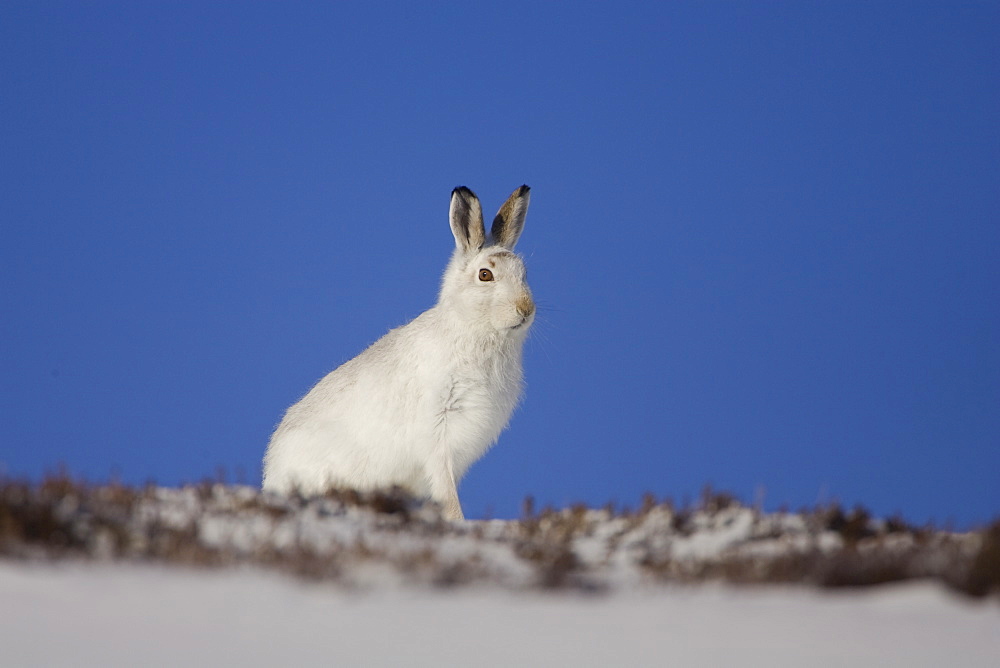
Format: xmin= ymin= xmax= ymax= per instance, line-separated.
xmin=4 ymin=482 xmax=993 ymax=592
xmin=2 ymin=562 xmax=997 ymax=667
xmin=2 ymin=481 xmax=998 ymax=665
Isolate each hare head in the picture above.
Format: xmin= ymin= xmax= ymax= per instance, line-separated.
xmin=441 ymin=185 xmax=535 ymax=333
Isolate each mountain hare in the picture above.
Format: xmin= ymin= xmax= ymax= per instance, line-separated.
xmin=263 ymin=185 xmax=535 ymax=520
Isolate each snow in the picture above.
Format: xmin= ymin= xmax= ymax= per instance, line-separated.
xmin=1 ymin=562 xmax=997 ymax=667
xmin=1 ymin=483 xmax=992 ymax=579
xmin=3 ymin=481 xmax=998 ymax=665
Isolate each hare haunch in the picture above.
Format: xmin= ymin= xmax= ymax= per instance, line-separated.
xmin=263 ymin=186 xmax=534 ymax=520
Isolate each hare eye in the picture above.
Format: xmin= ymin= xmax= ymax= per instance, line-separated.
xmin=478 ymin=268 xmax=494 ymax=282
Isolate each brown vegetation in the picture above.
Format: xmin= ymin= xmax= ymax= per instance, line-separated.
xmin=1 ymin=475 xmax=996 ymax=597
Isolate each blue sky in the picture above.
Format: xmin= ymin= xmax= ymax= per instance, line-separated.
xmin=2 ymin=2 xmax=997 ymax=526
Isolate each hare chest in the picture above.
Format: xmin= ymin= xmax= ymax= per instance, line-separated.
xmin=435 ymin=362 xmax=521 ymax=480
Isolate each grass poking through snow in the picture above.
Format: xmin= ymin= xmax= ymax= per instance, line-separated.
xmin=1 ymin=474 xmax=997 ymax=597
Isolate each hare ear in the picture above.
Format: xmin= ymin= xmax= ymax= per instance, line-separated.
xmin=490 ymin=185 xmax=530 ymax=249
xmin=450 ymin=187 xmax=485 ymax=254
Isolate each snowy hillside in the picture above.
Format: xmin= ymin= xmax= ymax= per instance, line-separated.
xmin=2 ymin=478 xmax=999 ymax=667
xmin=3 ymin=564 xmax=998 ymax=667
xmin=3 ymin=477 xmax=997 ymax=595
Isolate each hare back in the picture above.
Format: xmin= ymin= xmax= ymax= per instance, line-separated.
xmin=262 ymin=308 xmax=525 ymax=496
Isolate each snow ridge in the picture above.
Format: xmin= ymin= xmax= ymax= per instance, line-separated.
xmin=3 ymin=478 xmax=997 ymax=597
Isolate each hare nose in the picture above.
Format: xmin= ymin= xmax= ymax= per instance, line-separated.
xmin=516 ymin=294 xmax=535 ymax=318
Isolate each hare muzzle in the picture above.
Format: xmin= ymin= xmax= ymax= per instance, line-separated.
xmin=516 ymin=293 xmax=535 ymax=319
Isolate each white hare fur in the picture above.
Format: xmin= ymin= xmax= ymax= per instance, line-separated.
xmin=263 ymin=185 xmax=534 ymax=520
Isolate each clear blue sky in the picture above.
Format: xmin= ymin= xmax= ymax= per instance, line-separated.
xmin=2 ymin=2 xmax=997 ymax=527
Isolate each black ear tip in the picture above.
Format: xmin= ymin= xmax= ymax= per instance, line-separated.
xmin=452 ymin=186 xmax=475 ymax=199
xmin=517 ymin=185 xmax=530 ymax=196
